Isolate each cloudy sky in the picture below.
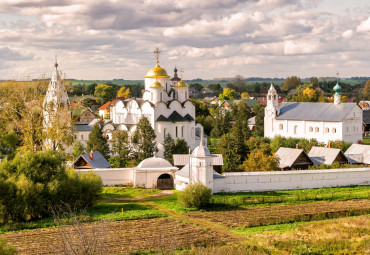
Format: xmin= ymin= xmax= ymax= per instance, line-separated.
xmin=0 ymin=0 xmax=369 ymax=80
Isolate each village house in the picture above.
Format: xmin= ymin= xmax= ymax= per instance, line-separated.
xmin=308 ymin=146 xmax=348 ymax=166
xmin=275 ymin=147 xmax=313 ymax=170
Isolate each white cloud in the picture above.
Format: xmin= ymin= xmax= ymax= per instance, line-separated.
xmin=357 ymin=16 xmax=370 ymax=32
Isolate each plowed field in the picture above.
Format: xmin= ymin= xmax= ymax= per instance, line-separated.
xmin=1 ymin=218 xmax=236 ymax=255
xmin=188 ymin=199 xmax=370 ymax=228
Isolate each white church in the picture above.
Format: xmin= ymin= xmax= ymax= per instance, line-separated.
xmin=264 ymin=83 xmax=363 ymax=144
xmin=107 ymin=48 xmax=203 ymax=156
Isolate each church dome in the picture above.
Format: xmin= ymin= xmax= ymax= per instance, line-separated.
xmin=137 ymin=157 xmax=173 ymax=169
xmin=176 ymin=80 xmax=188 ymax=87
xmin=333 ymin=83 xmax=342 ymax=92
xmin=145 ymin=65 xmax=170 ymax=78
xmin=192 ymin=145 xmax=211 ymax=157
xmin=150 ymin=80 xmax=163 ymax=88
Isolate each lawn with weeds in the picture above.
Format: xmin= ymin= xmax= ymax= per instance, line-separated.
xmin=101 ymin=186 xmax=161 ymax=198
xmin=211 ymin=185 xmax=370 ymax=209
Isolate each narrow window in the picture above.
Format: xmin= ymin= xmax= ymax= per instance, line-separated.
xmin=185 ymin=91 xmax=188 ymax=99
xmin=325 ymin=128 xmax=329 ymax=133
xmin=294 ymin=125 xmax=297 ymax=134
xmin=164 ymin=128 xmax=167 ymax=139
xmin=181 ymin=126 xmax=184 ymax=137
xmin=151 ymin=92 xmax=153 ymax=101
xmin=309 ymin=127 xmax=313 ymax=132
xmin=332 ymin=128 xmax=336 ymax=133
xmin=268 ymin=95 xmax=271 ymax=100
xmin=176 ymin=126 xmax=178 ymax=138
xmin=315 ymin=127 xmax=319 ymax=132
xmin=279 ymin=124 xmax=283 ymax=130
xmin=160 ymin=92 xmax=162 ymax=101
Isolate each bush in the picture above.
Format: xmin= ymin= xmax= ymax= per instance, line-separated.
xmin=0 ymin=150 xmax=102 ymax=223
xmin=0 ymin=238 xmax=17 ymax=255
xmin=178 ymin=183 xmax=212 ymax=209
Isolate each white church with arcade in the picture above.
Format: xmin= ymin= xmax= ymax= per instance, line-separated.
xmin=109 ymin=48 xmax=204 ymax=156
xmin=264 ymin=82 xmax=362 ymax=144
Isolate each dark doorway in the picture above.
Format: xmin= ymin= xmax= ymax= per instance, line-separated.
xmin=157 ymin=174 xmax=174 ymax=190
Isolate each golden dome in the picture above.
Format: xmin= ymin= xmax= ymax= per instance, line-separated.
xmin=145 ymin=65 xmax=170 ymax=78
xmin=176 ymin=80 xmax=188 ymax=87
xmin=150 ymin=80 xmax=163 ymax=88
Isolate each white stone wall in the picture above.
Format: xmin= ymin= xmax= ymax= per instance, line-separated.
xmin=76 ymin=168 xmax=134 ymax=186
xmin=213 ymin=168 xmax=370 ymax=193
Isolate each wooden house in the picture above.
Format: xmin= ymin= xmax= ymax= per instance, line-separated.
xmin=275 ymin=147 xmax=314 ymax=170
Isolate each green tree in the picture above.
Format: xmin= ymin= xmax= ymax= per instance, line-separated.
xmin=311 ymin=77 xmax=319 ymax=87
xmin=210 ymin=107 xmax=232 ymax=138
xmin=72 ymin=140 xmax=85 ymax=160
xmin=241 ymin=151 xmax=279 ymax=172
xmin=178 ymin=183 xmax=212 ymax=209
xmin=287 ymin=84 xmax=324 ymax=102
xmin=189 ymin=83 xmax=203 ymax=92
xmin=174 ymin=139 xmax=189 ymax=154
xmin=163 ymin=134 xmax=176 ymax=163
xmin=110 ymin=130 xmax=131 ymax=167
xmin=282 ymin=76 xmax=301 ymax=91
xmin=219 ymin=88 xmax=235 ymax=101
xmin=86 ymin=83 xmax=97 ymax=95
xmin=252 ymin=103 xmax=266 ymax=137
xmin=245 ymin=136 xmax=271 ymax=155
xmin=132 ymin=116 xmax=157 ymax=162
xmin=86 ymin=124 xmax=110 ymax=159
xmin=216 ymin=133 xmax=242 ymax=172
xmin=94 ymin=84 xmax=115 ymax=105
xmin=117 ymin=86 xmax=130 ymax=98
xmin=0 ymin=132 xmax=19 ymax=159
xmin=189 ymin=98 xmax=210 ymax=117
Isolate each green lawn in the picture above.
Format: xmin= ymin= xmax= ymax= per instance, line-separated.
xmin=363 ymin=137 xmax=370 ymax=145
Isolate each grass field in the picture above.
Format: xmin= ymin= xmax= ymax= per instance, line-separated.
xmin=1 ymin=185 xmax=370 ymax=254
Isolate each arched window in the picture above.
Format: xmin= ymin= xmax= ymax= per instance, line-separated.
xmin=185 ymin=91 xmax=188 ymax=99
xmin=279 ymin=124 xmax=283 ymax=130
xmin=332 ymin=128 xmax=336 ymax=133
xmin=325 ymin=127 xmax=329 ymax=133
xmin=160 ymin=92 xmax=162 ymax=101
xmin=191 ymin=127 xmax=194 ymax=138
xmin=181 ymin=126 xmax=184 ymax=137
xmin=175 ymin=126 xmax=178 ymax=138
xmin=309 ymin=127 xmax=313 ymax=132
xmin=268 ymin=95 xmax=271 ymax=100
xmin=164 ymin=128 xmax=167 ymax=139
xmin=315 ymin=127 xmax=319 ymax=132
xmin=294 ymin=125 xmax=297 ymax=134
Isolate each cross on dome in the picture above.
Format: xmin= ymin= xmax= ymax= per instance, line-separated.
xmin=54 ymin=55 xmax=58 ymax=68
xmin=154 ymin=47 xmax=161 ymax=65
xmin=179 ymin=68 xmax=184 ymax=80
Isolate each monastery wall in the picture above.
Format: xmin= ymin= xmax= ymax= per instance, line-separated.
xmin=213 ymin=168 xmax=370 ymax=193
xmin=77 ymin=168 xmax=134 ymax=186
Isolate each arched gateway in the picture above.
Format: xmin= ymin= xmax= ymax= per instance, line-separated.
xmin=157 ymin=173 xmax=174 ymax=190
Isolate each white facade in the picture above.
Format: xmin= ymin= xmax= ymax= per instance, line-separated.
xmin=264 ymin=85 xmax=362 ymax=144
xmin=109 ymin=58 xmax=203 ymax=157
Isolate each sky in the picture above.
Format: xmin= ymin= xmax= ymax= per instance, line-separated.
xmin=0 ymin=0 xmax=369 ymax=80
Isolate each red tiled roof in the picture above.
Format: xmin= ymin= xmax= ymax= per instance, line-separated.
xmin=257 ymin=97 xmax=285 ymax=104
xmin=98 ymin=101 xmax=111 ymax=110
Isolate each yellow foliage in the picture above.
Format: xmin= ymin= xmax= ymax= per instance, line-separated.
xmin=241 ymin=92 xmax=249 ymax=99
xmin=117 ymin=86 xmax=130 ymax=98
xmin=303 ymin=87 xmax=316 ymax=100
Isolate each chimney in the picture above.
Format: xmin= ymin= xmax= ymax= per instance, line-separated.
xmin=296 ymin=144 xmax=299 ymax=149
xmin=90 ymin=151 xmax=94 ymax=160
xmin=328 ymin=142 xmax=331 ymax=148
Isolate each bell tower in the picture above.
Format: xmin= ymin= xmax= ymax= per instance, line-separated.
xmin=264 ymin=84 xmax=279 ymax=138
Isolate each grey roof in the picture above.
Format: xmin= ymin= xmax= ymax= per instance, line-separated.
xmin=74 ymin=151 xmax=111 ymax=169
xmin=308 ymin=146 xmax=347 ymax=165
xmin=173 ymin=154 xmax=223 ymax=166
xmin=275 ymin=147 xmax=313 ymax=168
xmin=363 ymin=110 xmax=370 ymax=125
xmin=345 ymin=144 xmax=370 ymax=164
xmin=74 ymin=124 xmax=93 ymax=132
xmin=276 ymin=102 xmax=358 ymax=122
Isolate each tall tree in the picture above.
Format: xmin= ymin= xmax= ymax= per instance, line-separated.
xmin=252 ymin=103 xmax=266 ymax=137
xmin=241 ymin=151 xmax=279 ymax=172
xmin=110 ymin=130 xmax=131 ymax=167
xmin=163 ymin=134 xmax=176 ymax=163
xmin=210 ymin=107 xmax=232 ymax=138
xmin=132 ymin=116 xmax=157 ymax=162
xmin=86 ymin=124 xmax=110 ymax=159
xmin=216 ymin=133 xmax=242 ymax=172
xmin=94 ymin=84 xmax=115 ymax=105
xmin=364 ymin=80 xmax=370 ymax=100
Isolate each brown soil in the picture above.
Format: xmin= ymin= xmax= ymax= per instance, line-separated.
xmin=187 ymin=199 xmax=370 ymax=228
